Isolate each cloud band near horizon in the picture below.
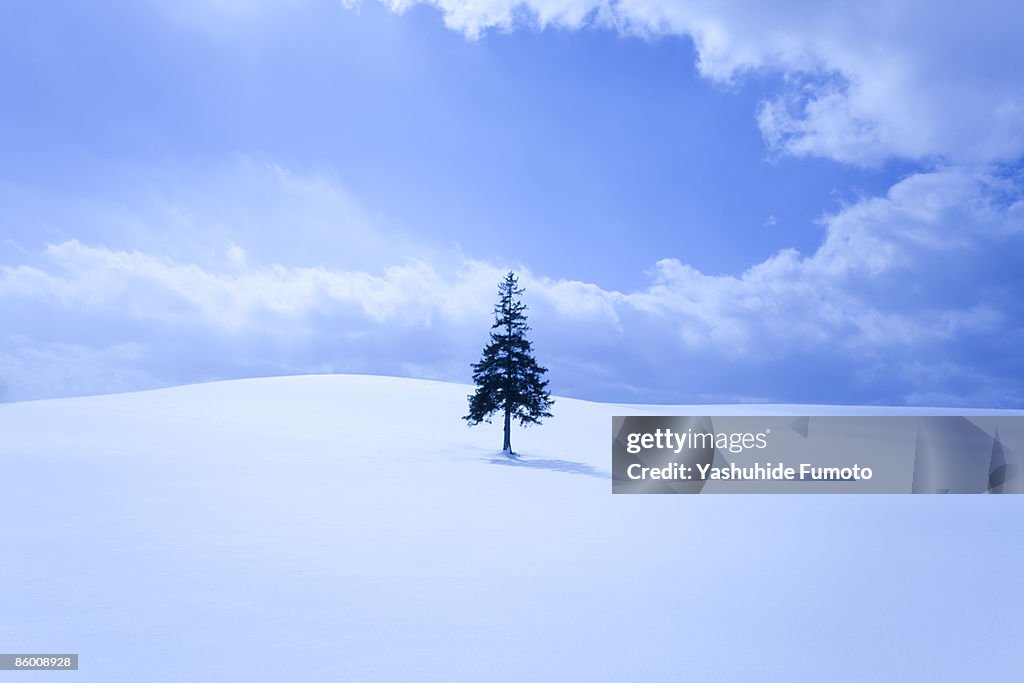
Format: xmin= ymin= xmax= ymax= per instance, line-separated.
xmin=1 ymin=163 xmax=1021 ymax=406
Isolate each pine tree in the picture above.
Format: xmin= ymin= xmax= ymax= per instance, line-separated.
xmin=464 ymin=272 xmax=554 ymax=455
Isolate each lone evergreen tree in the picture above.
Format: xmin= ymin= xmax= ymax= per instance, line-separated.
xmin=464 ymin=272 xmax=553 ymax=455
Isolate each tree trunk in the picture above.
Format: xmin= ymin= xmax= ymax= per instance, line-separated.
xmin=503 ymin=405 xmax=512 ymax=454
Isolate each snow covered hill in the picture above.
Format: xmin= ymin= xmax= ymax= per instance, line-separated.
xmin=1 ymin=375 xmax=1022 ymax=681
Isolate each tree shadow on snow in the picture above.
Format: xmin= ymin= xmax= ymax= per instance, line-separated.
xmin=488 ymin=455 xmax=610 ymax=480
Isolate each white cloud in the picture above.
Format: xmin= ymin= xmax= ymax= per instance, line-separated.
xmin=1 ymin=240 xmax=502 ymax=331
xmin=0 ymin=167 xmax=1020 ymax=402
xmin=372 ymin=0 xmax=1024 ymax=166
xmin=625 ymin=167 xmax=1019 ymax=353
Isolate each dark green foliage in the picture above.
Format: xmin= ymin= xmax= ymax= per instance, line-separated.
xmin=464 ymin=272 xmax=554 ymax=453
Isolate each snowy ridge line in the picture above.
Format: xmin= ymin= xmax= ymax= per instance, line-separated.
xmin=2 ymin=373 xmax=1022 ymax=415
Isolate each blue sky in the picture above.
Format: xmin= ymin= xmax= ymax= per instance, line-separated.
xmin=1 ymin=0 xmax=1022 ymax=405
